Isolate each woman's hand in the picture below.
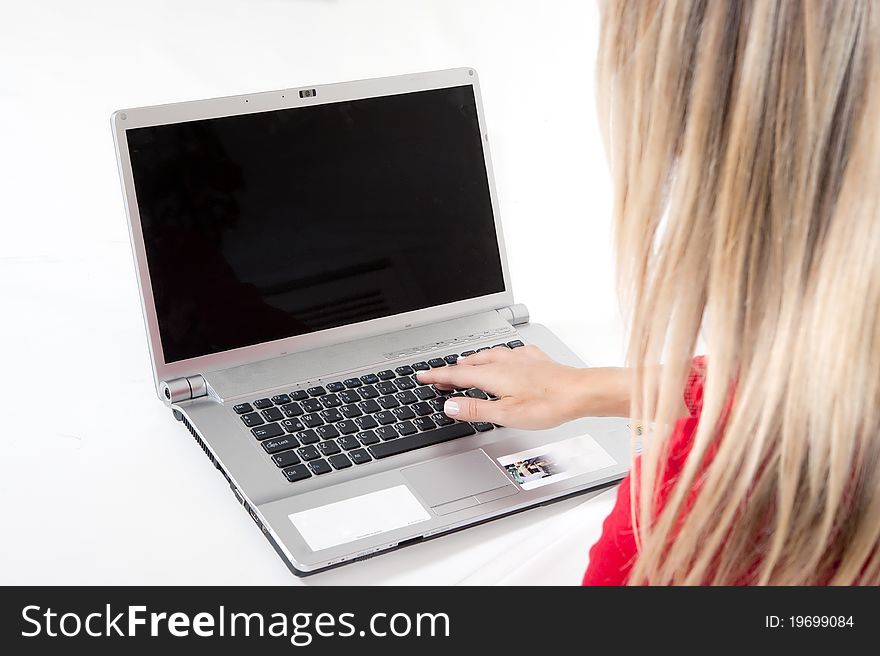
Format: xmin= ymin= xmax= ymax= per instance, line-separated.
xmin=415 ymin=345 xmax=630 ymax=429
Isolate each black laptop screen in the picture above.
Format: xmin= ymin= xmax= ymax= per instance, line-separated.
xmin=126 ymin=85 xmax=505 ymax=364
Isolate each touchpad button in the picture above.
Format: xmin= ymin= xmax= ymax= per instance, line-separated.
xmin=402 ymin=449 xmax=517 ymax=510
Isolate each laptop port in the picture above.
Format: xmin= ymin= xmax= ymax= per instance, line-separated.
xmin=245 ymin=503 xmax=266 ymax=532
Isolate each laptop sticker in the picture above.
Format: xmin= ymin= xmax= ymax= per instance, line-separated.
xmin=497 ymin=434 xmax=616 ymax=491
xmin=289 ymin=485 xmax=431 ymax=552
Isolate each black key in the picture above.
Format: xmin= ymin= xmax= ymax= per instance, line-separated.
xmin=263 ymin=435 xmax=299 ymax=454
xmin=317 ymin=440 xmax=341 ymax=456
xmin=272 ymin=450 xmax=301 ymax=468
xmin=316 ymin=424 xmax=340 ymax=440
xmin=360 ymin=373 xmax=380 ymax=385
xmin=298 ymin=445 xmax=320 ymax=461
xmin=414 ymin=386 xmax=436 ymax=401
xmin=432 ymin=412 xmax=454 ymax=427
xmin=240 ymin=412 xmax=264 ymax=427
xmin=308 ymin=386 xmax=326 ymax=396
xmin=377 ymin=396 xmax=400 ymax=410
xmin=301 ymin=398 xmax=323 ymax=412
xmin=412 ymin=401 xmax=433 ymax=417
xmin=281 ymin=418 xmax=304 ymax=433
xmin=411 ymin=361 xmax=430 ymax=371
xmin=289 ymin=390 xmax=309 ymax=401
xmin=326 ymin=381 xmax=345 ymax=392
xmin=355 ymin=415 xmax=378 ymax=430
xmin=349 ymin=449 xmax=372 ymax=465
xmin=309 ymin=459 xmax=332 ymax=475
xmin=233 ymin=403 xmax=253 ymax=414
xmin=507 ymin=339 xmax=525 ymax=348
xmin=395 ymin=365 xmax=414 ymax=376
xmin=339 ymin=389 xmax=361 ymax=404
xmin=328 ymin=453 xmax=352 ymax=470
xmin=301 ymin=413 xmax=323 ymax=428
xmin=283 ymin=464 xmax=311 ymax=482
xmin=369 ymin=423 xmax=476 ymax=459
xmin=340 ymin=403 xmax=362 ymax=418
xmin=430 ymin=397 xmax=447 ymax=412
xmin=320 ymin=393 xmax=342 ymax=408
xmin=460 ymin=350 xmax=476 ymax=357
xmin=394 ymin=377 xmax=415 ymax=390
xmin=376 ymin=426 xmax=398 ymax=440
xmin=375 ymin=410 xmax=396 ymax=425
xmin=428 ymin=358 xmax=446 ymax=368
xmin=358 ymin=385 xmax=379 ymax=400
xmin=414 ymin=416 xmax=437 ymax=432
xmin=492 ymin=343 xmax=508 ymax=349
xmin=336 ymin=420 xmax=358 ymax=435
xmin=357 ymin=430 xmax=380 ymax=445
xmin=376 ymin=381 xmax=398 ymax=395
xmin=251 ymin=423 xmax=284 ymax=440
xmin=357 ymin=399 xmax=381 ymax=414
xmin=444 ymin=354 xmax=459 ymax=365
xmin=473 ymin=422 xmax=495 ymax=432
xmin=343 ymin=377 xmax=363 ymax=388
xmin=477 ymin=346 xmax=491 ymax=352
xmin=261 ymin=407 xmax=284 ymax=422
xmin=393 ymin=406 xmax=415 ymax=421
xmin=395 ymin=420 xmax=418 ymax=436
xmin=377 ymin=369 xmax=396 ymax=380
xmin=271 ymin=393 xmax=291 ymax=405
xmin=295 ymin=429 xmax=320 ymax=445
xmin=253 ymin=398 xmax=273 ymax=409
xmin=338 ymin=435 xmax=360 ymax=451
xmin=466 ymin=389 xmax=489 ymax=400
xmin=410 ymin=374 xmax=426 ymax=386
xmin=395 ymin=390 xmax=418 ymax=405
xmin=281 ymin=402 xmax=303 ymax=417
xmin=320 ymin=408 xmax=342 ymax=423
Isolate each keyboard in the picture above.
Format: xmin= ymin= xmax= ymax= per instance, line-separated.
xmin=232 ymin=339 xmax=525 ymax=483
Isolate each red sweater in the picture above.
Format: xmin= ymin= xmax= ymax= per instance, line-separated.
xmin=582 ymin=358 xmax=706 ymax=585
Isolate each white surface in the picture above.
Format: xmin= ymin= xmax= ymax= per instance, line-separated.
xmin=290 ymin=485 xmax=431 ymax=552
xmin=0 ymin=0 xmax=625 ymax=585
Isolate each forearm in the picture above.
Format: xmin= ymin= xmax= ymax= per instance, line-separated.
xmin=562 ymin=364 xmax=692 ymax=421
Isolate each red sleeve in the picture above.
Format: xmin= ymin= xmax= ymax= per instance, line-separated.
xmin=581 ymin=358 xmax=706 ymax=585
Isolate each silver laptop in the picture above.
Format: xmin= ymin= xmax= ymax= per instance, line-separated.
xmin=111 ymin=67 xmax=629 ymax=576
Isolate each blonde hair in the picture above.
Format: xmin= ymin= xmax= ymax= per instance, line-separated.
xmin=597 ymin=0 xmax=880 ymax=584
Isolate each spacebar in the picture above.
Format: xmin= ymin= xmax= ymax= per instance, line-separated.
xmin=368 ymin=423 xmax=477 ymax=459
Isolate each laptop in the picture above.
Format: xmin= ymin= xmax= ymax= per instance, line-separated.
xmin=111 ymin=67 xmax=630 ymax=576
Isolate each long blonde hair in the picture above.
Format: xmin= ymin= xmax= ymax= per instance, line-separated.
xmin=597 ymin=0 xmax=880 ymax=584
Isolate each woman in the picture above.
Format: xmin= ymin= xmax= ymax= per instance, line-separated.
xmin=418 ymin=0 xmax=880 ymax=585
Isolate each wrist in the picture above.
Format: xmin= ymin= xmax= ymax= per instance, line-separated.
xmin=560 ymin=366 xmax=631 ymax=420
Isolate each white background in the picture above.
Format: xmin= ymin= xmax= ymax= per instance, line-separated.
xmin=0 ymin=0 xmax=624 ymax=584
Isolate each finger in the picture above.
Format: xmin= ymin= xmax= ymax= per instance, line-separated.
xmin=415 ymin=364 xmax=499 ymax=390
xmin=444 ymin=396 xmax=513 ymax=424
xmin=457 ymin=347 xmax=512 ymax=366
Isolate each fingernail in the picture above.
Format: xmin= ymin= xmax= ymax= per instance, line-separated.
xmin=444 ymin=400 xmax=460 ymax=416
xmin=416 ymin=371 xmax=428 ymax=380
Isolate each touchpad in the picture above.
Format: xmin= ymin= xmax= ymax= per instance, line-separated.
xmin=402 ymin=450 xmax=517 ymax=515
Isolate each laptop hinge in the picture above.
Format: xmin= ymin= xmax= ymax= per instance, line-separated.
xmin=160 ymin=374 xmax=208 ymax=406
xmin=498 ymin=303 xmax=529 ymax=326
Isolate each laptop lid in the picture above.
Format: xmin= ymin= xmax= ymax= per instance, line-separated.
xmin=111 ymin=68 xmax=513 ymax=396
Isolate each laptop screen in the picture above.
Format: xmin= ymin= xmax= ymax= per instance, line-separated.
xmin=126 ymin=84 xmax=505 ymax=364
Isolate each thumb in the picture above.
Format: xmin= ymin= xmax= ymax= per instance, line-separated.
xmin=444 ymin=396 xmax=510 ymax=424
